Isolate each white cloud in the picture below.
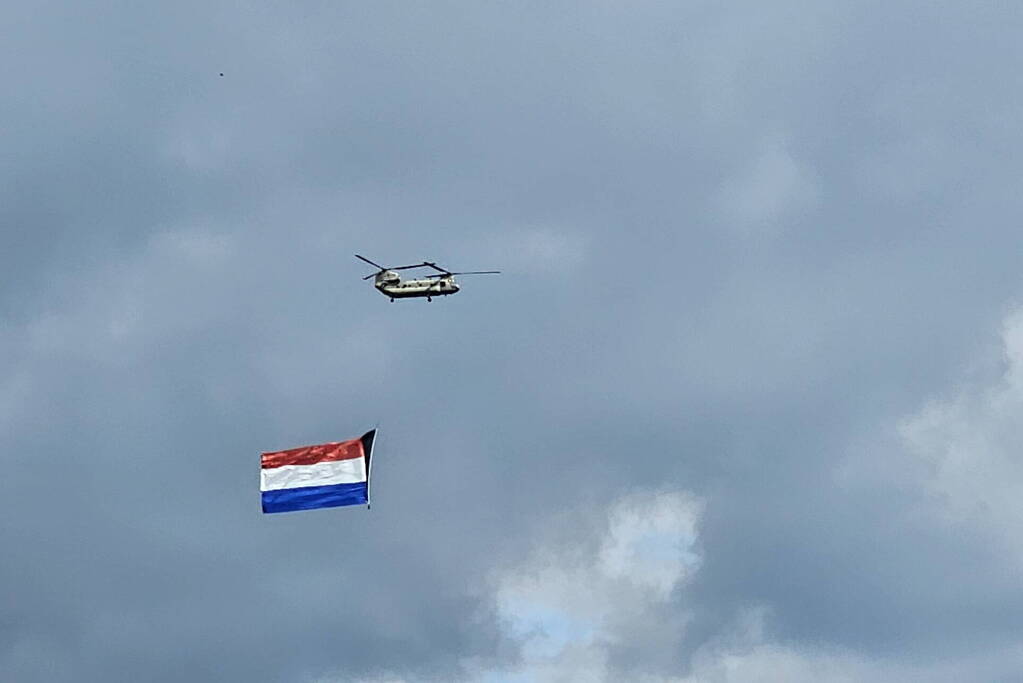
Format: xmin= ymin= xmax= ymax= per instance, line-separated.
xmin=491 ymin=491 xmax=701 ymax=668
xmin=457 ymin=484 xmax=1016 ymax=683
xmin=899 ymin=307 xmax=1023 ymax=559
xmin=457 ymin=490 xmax=925 ymax=683
xmin=679 ymin=610 xmax=877 ymax=683
xmin=597 ymin=491 xmax=702 ymax=598
xmin=459 ymin=490 xmax=696 ymax=682
xmin=679 ymin=631 xmax=1023 ymax=683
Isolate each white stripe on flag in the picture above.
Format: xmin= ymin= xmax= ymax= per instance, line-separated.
xmin=261 ymin=458 xmax=367 ymax=492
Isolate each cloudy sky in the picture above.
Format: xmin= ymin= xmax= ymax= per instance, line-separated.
xmin=4 ymin=2 xmax=1023 ymax=681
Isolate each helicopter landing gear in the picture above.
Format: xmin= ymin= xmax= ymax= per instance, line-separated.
xmin=390 ymin=298 xmax=394 ymax=303
xmin=427 ymin=297 xmax=432 ymax=302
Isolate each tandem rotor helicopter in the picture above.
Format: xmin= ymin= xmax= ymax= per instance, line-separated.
xmin=356 ymin=254 xmax=500 ymax=302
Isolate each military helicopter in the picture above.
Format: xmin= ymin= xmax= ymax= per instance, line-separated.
xmin=356 ymin=255 xmax=500 ymax=302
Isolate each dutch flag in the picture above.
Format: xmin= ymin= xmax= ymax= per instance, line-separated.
xmin=260 ymin=430 xmax=376 ymax=513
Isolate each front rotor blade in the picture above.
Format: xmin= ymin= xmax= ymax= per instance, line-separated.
xmin=355 ymin=254 xmax=385 ymax=269
xmin=449 ymin=270 xmax=501 ymax=275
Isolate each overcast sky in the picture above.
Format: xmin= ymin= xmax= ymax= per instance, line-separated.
xmin=4 ymin=2 xmax=1023 ymax=682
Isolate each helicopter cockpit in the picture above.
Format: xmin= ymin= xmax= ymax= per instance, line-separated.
xmin=376 ymin=270 xmax=400 ymax=285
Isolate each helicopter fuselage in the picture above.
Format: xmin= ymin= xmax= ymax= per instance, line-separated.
xmin=375 ymin=275 xmax=460 ymax=300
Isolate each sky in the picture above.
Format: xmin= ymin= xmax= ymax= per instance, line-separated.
xmin=3 ymin=1 xmax=1023 ymax=681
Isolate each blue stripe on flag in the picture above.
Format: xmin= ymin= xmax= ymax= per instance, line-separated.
xmin=261 ymin=481 xmax=368 ymax=514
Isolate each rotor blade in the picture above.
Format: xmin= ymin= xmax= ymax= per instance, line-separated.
xmin=425 ymin=270 xmax=500 ymax=278
xmin=362 ymin=273 xmax=378 ymax=280
xmin=423 ymin=262 xmax=452 ymax=274
xmin=389 ymin=263 xmax=433 ymax=271
xmin=355 ymin=254 xmax=385 ymax=269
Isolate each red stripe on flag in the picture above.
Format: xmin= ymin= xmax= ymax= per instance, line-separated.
xmin=261 ymin=438 xmax=364 ymax=469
